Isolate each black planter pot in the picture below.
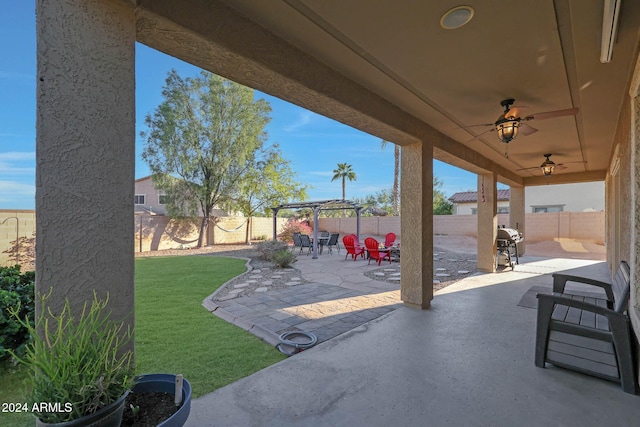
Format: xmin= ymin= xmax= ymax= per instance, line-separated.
xmin=130 ymin=374 xmax=192 ymax=427
xmin=35 ymin=391 xmax=128 ymax=427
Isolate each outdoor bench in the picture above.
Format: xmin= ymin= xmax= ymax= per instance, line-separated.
xmin=535 ymin=261 xmax=637 ymax=394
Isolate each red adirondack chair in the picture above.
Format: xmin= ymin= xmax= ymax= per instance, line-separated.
xmin=385 ymin=232 xmax=396 ymax=248
xmin=343 ymin=235 xmax=365 ymax=261
xmin=365 ymin=237 xmax=392 ymax=266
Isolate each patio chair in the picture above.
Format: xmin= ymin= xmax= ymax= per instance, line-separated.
xmin=350 ymin=234 xmax=365 ymax=251
xmin=291 ymin=232 xmax=302 ymax=253
xmin=385 ymin=232 xmax=396 ymax=247
xmin=365 ymin=237 xmax=392 ymax=266
xmin=326 ymin=233 xmax=340 ymax=255
xmin=299 ymin=234 xmax=313 ymax=255
xmin=343 ymin=235 xmax=365 ymax=261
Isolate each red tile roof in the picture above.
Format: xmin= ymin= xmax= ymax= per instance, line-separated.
xmin=448 ymin=189 xmax=510 ymax=203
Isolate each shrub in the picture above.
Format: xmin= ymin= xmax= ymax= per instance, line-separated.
xmin=256 ymin=240 xmax=289 ymax=261
xmin=271 ymin=250 xmax=298 ymax=268
xmin=278 ymin=219 xmax=312 ymax=243
xmin=0 ymin=265 xmax=35 ymax=359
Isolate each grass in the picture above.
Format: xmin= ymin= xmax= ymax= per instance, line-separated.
xmin=134 ymin=255 xmax=286 ymax=396
xmin=0 ymin=255 xmax=286 ymax=426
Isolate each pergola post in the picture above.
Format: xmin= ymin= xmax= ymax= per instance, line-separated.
xmin=272 ymin=207 xmax=279 ymax=241
xmin=312 ymin=206 xmax=320 ymax=259
xmin=356 ymin=207 xmax=362 ymax=241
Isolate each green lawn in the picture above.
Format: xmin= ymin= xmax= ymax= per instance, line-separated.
xmin=134 ymin=256 xmax=286 ymax=396
xmin=0 ymin=255 xmax=286 ymax=427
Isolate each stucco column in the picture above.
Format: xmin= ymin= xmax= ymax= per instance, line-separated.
xmin=400 ymin=140 xmax=433 ymax=309
xmin=509 ymin=185 xmax=526 ymax=256
xmin=36 ymin=1 xmax=136 ymax=330
xmin=631 ymin=93 xmax=640 ymax=342
xmin=477 ymin=172 xmax=497 ymax=272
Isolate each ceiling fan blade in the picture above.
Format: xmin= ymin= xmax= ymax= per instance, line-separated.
xmin=464 ymin=127 xmax=494 ymax=143
xmin=525 ymin=107 xmax=579 ymax=121
xmin=515 ymin=166 xmax=539 ymax=171
xmin=456 ymin=122 xmax=494 ymax=129
xmin=520 ymin=123 xmax=538 ymax=136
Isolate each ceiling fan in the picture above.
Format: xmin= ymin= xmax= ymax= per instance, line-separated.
xmin=465 ymin=99 xmax=579 ymax=144
xmin=515 ymin=153 xmax=586 ymax=176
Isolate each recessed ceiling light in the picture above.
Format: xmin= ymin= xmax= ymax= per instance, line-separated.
xmin=440 ymin=6 xmax=475 ymax=30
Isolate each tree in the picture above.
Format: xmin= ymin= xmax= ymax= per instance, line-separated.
xmin=142 ymin=70 xmax=271 ymax=247
xmin=331 ymin=163 xmax=357 ymax=217
xmin=231 ymin=145 xmax=308 ymax=243
xmin=433 ymin=176 xmax=453 ymax=215
xmin=380 ymin=140 xmax=401 ymax=215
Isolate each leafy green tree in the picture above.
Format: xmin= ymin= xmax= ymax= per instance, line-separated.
xmin=380 ymin=140 xmax=400 ymax=216
xmin=433 ymin=176 xmax=453 ymax=215
xmin=231 ymin=145 xmax=308 ymax=243
xmin=142 ymin=70 xmax=271 ymax=247
xmin=331 ymin=163 xmax=357 ymax=217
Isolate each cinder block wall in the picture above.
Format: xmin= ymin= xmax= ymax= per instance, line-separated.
xmin=318 ymin=212 xmax=604 ymax=243
xmin=0 ymin=210 xmax=36 ymax=267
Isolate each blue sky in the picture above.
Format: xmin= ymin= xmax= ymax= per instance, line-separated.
xmin=1 ymin=2 xmax=479 ymax=210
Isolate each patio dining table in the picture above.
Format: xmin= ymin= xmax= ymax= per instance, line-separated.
xmin=311 ymin=236 xmax=330 ymax=254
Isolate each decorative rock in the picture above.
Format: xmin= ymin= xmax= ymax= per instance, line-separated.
xmin=286 ymin=282 xmax=300 ymax=286
xmin=254 ymin=287 xmax=268 ymax=292
xmin=435 ymin=273 xmax=450 ymax=277
xmin=234 ymin=283 xmax=250 ymax=288
xmin=457 ymin=270 xmax=470 ymax=274
xmin=228 ymin=289 xmax=243 ymax=294
xmin=271 ymin=275 xmax=283 ymax=279
xmin=291 ymin=277 xmax=301 ymax=281
xmin=246 ymin=280 xmax=257 ymax=283
xmin=390 ymin=272 xmax=401 ymax=276
xmin=436 ymin=268 xmax=447 ymax=271
xmin=433 ymin=258 xmax=440 ymax=261
xmin=447 ymin=259 xmax=458 ymax=262
xmin=262 ymin=280 xmax=273 ymax=286
xmin=217 ymin=294 xmax=237 ymax=301
xmin=388 ymin=277 xmax=401 ymax=281
xmin=374 ymin=272 xmax=386 ymax=277
xmin=433 ymin=280 xmax=441 ymax=284
xmin=384 ymin=269 xmax=396 ymax=272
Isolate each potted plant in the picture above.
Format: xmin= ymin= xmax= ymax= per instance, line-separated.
xmin=9 ymin=290 xmax=134 ymax=427
xmin=121 ymin=373 xmax=192 ymax=427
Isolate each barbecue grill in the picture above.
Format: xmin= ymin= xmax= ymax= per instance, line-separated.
xmin=497 ymin=226 xmax=523 ymax=268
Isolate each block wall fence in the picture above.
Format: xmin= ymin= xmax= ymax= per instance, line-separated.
xmin=0 ymin=211 xmax=604 ymax=263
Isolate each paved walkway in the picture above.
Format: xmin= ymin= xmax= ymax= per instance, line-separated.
xmin=203 ymin=252 xmax=402 ymax=345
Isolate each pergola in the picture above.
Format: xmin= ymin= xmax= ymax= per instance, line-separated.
xmin=272 ymin=199 xmax=363 ymax=259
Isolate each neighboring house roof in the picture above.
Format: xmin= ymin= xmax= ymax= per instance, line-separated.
xmin=448 ymin=189 xmax=510 ymax=203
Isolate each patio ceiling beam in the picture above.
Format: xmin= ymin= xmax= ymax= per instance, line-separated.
xmin=523 ymin=169 xmax=607 ymax=186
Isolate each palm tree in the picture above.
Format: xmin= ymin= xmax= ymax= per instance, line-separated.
xmin=381 ymin=140 xmax=400 ymax=216
xmin=331 ymin=163 xmax=357 ymax=217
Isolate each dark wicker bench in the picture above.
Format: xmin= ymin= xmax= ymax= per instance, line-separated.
xmin=535 ymin=261 xmax=637 ymax=394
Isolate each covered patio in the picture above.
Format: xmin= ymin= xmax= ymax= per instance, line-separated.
xmin=36 ymin=0 xmax=640 ymax=423
xmin=188 ymin=258 xmax=640 ymax=426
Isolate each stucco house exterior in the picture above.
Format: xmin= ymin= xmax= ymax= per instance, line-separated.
xmin=449 ymin=182 xmax=605 ymax=215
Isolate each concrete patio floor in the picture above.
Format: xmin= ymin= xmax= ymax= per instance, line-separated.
xmin=188 ymin=256 xmax=639 ymax=426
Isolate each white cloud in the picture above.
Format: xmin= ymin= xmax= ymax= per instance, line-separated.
xmin=0 ymin=180 xmax=35 ymax=196
xmin=307 ymin=171 xmax=334 ymax=177
xmin=0 ymin=151 xmax=35 ymax=161
xmin=283 ymin=112 xmax=312 ymax=132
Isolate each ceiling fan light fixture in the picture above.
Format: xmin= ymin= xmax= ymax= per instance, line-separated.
xmin=440 ymin=6 xmax=474 ymax=29
xmin=540 ymin=154 xmax=556 ymax=176
xmin=496 ymin=119 xmax=520 ymax=143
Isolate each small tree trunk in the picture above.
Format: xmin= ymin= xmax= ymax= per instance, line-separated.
xmin=245 ymin=216 xmax=252 ymax=244
xmin=197 ymin=215 xmax=208 ymax=248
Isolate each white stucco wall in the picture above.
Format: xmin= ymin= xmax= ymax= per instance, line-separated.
xmin=526 ymin=181 xmax=605 ymax=212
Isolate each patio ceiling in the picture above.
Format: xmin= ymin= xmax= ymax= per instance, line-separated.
xmin=136 ymin=0 xmax=640 ymax=184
